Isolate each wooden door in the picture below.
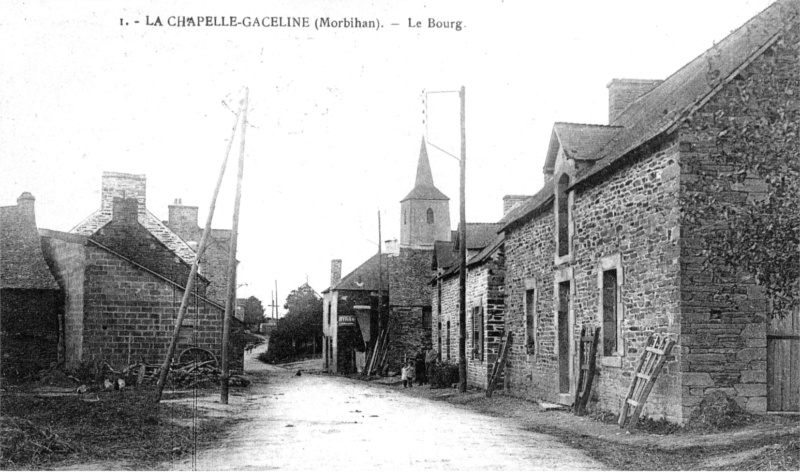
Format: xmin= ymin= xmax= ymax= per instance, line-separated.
xmin=767 ymin=307 xmax=800 ymax=412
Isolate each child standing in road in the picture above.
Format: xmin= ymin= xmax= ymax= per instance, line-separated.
xmin=401 ymin=362 xmax=409 ymax=388
xmin=407 ymin=360 xmax=416 ymax=388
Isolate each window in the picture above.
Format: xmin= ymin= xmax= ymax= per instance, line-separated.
xmin=327 ymin=302 xmax=331 ymax=326
xmin=598 ymin=254 xmax=623 ymax=361
xmin=472 ymin=305 xmax=484 ymax=361
xmin=438 ymin=322 xmax=442 ymax=358
xmin=446 ymin=321 xmax=451 ymax=360
xmin=426 ymin=208 xmax=434 ymax=224
xmin=525 ymin=289 xmax=536 ymax=354
xmin=422 ymin=307 xmax=432 ymax=329
xmin=404 ymin=210 xmax=407 ymax=225
xmin=557 ymin=174 xmax=571 ymax=257
xmin=602 ymin=270 xmax=618 ymax=356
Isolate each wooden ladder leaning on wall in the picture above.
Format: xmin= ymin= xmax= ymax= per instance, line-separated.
xmin=618 ymin=333 xmax=676 ymax=433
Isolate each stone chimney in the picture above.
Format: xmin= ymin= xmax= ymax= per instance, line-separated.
xmin=330 ymin=259 xmax=342 ymax=288
xmin=16 ymin=192 xmax=36 ymax=226
xmin=101 ymin=172 xmax=146 ymax=216
xmin=168 ymin=198 xmax=200 ymax=233
xmin=384 ymin=239 xmax=400 ymax=256
xmin=607 ymin=79 xmax=663 ymax=124
xmin=503 ymin=195 xmax=529 ymax=216
xmin=112 ymin=197 xmax=139 ymax=226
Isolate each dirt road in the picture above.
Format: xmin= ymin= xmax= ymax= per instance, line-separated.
xmin=163 ymin=346 xmax=602 ymax=471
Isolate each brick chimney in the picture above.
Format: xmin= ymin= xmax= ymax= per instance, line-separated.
xmin=330 ymin=259 xmax=342 ymax=288
xmin=168 ymin=198 xmax=200 ymax=233
xmin=503 ymin=195 xmax=529 ymax=216
xmin=101 ymin=172 xmax=146 ymax=217
xmin=607 ymin=79 xmax=663 ymax=124
xmin=112 ymin=197 xmax=139 ymax=226
xmin=16 ymin=192 xmax=36 ymax=226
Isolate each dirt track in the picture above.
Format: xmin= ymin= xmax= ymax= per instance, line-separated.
xmin=163 ymin=346 xmax=603 ymax=471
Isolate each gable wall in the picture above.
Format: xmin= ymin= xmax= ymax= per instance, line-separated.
xmin=677 ymin=27 xmax=800 ymax=416
xmin=41 ymin=236 xmax=86 ymax=367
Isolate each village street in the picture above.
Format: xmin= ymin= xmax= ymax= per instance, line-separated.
xmin=163 ymin=345 xmax=603 ymax=471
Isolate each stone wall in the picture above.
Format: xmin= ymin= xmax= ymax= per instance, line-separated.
xmin=81 ymin=244 xmax=224 ymax=370
xmin=676 ymin=29 xmax=800 ymax=416
xmin=572 ymin=137 xmax=683 ymax=422
xmin=434 ymin=275 xmax=459 ymax=363
xmin=504 ymin=209 xmax=558 ymax=402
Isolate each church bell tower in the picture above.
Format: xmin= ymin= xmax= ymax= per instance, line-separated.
xmin=400 ymin=138 xmax=451 ymax=248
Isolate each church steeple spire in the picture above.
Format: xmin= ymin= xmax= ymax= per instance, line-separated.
xmin=415 ymin=137 xmax=435 ymax=188
xmin=401 ymin=137 xmax=449 ymax=203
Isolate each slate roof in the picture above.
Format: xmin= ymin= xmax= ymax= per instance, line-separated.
xmin=433 ymin=240 xmax=457 ymax=270
xmin=543 ymin=123 xmax=622 ymax=174
xmin=401 ymin=138 xmax=449 ymax=202
xmin=0 ymin=195 xmax=60 ymax=290
xmin=575 ymin=0 xmax=798 ymax=187
xmin=323 ymin=253 xmax=389 ymax=293
xmin=502 ymin=0 xmax=798 ymax=230
xmin=434 ymin=223 xmax=507 ymax=279
xmin=71 ymin=208 xmax=197 ymax=265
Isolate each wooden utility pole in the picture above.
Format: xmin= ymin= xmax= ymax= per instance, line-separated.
xmin=154 ymin=98 xmax=243 ymax=403
xmin=458 ymin=86 xmax=467 ymax=393
xmin=377 ymin=210 xmax=383 ymax=333
xmin=220 ymin=87 xmax=248 ymax=404
xmin=275 ymin=280 xmax=279 ymax=317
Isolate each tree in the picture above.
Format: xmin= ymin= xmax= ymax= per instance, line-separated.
xmin=243 ymin=296 xmax=265 ymax=331
xmin=263 ymin=283 xmax=323 ymax=362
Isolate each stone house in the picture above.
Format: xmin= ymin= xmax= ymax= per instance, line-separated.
xmin=0 ymin=193 xmax=63 ymax=379
xmin=497 ymin=1 xmax=799 ymax=422
xmin=41 ymin=197 xmax=245 ymax=371
xmin=165 ymin=198 xmax=234 ymax=305
xmin=323 ymin=139 xmax=446 ymax=374
xmin=432 ymin=222 xmax=505 ymax=388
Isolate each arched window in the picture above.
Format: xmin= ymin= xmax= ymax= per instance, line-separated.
xmin=557 ymin=174 xmax=570 ymax=257
xmin=403 ymin=210 xmax=407 ymax=225
xmin=426 ymin=208 xmax=434 ymax=224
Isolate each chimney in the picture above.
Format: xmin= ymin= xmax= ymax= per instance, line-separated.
xmin=607 ymin=79 xmax=663 ymax=124
xmin=168 ymin=198 xmax=200 ymax=232
xmin=112 ymin=197 xmax=139 ymax=226
xmin=101 ymin=172 xmax=146 ymax=216
xmin=16 ymin=192 xmax=36 ymax=226
xmin=503 ymin=195 xmax=529 ymax=216
xmin=330 ymin=259 xmax=342 ymax=288
xmin=384 ymin=239 xmax=400 ymax=256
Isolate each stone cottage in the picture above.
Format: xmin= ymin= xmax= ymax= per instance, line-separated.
xmin=0 ymin=192 xmax=63 ymax=379
xmin=497 ymin=0 xmax=799 ymax=421
xmin=41 ymin=197 xmax=245 ymax=371
xmin=432 ymin=222 xmax=505 ymax=388
xmin=323 ymin=138 xmax=446 ymax=374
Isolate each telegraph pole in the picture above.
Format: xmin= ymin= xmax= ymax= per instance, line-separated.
xmin=377 ymin=211 xmax=383 ymax=333
xmin=458 ymin=86 xmax=467 ymax=393
xmin=220 ymin=86 xmax=248 ymax=404
xmin=154 ymin=94 xmax=243 ymax=403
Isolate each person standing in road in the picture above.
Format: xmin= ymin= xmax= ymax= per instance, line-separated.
xmin=407 ymin=360 xmax=416 ymax=388
xmin=401 ymin=362 xmax=409 ymax=388
xmin=415 ymin=351 xmax=427 ymax=385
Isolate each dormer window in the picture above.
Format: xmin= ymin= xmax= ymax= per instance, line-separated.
xmin=426 ymin=208 xmax=434 ymax=224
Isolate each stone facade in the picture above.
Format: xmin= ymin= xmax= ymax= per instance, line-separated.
xmin=498 ymin=3 xmax=799 ymax=422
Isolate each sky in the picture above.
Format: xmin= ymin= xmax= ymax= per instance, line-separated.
xmin=0 ymin=0 xmax=775 ymax=315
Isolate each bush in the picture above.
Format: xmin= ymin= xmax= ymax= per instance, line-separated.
xmin=428 ymin=361 xmax=459 ymax=389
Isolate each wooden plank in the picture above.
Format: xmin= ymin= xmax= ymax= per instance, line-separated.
xmin=789 ymin=337 xmax=800 ymax=411
xmin=767 ymin=337 xmax=779 ymax=410
xmin=645 ymin=347 xmax=665 ymax=355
